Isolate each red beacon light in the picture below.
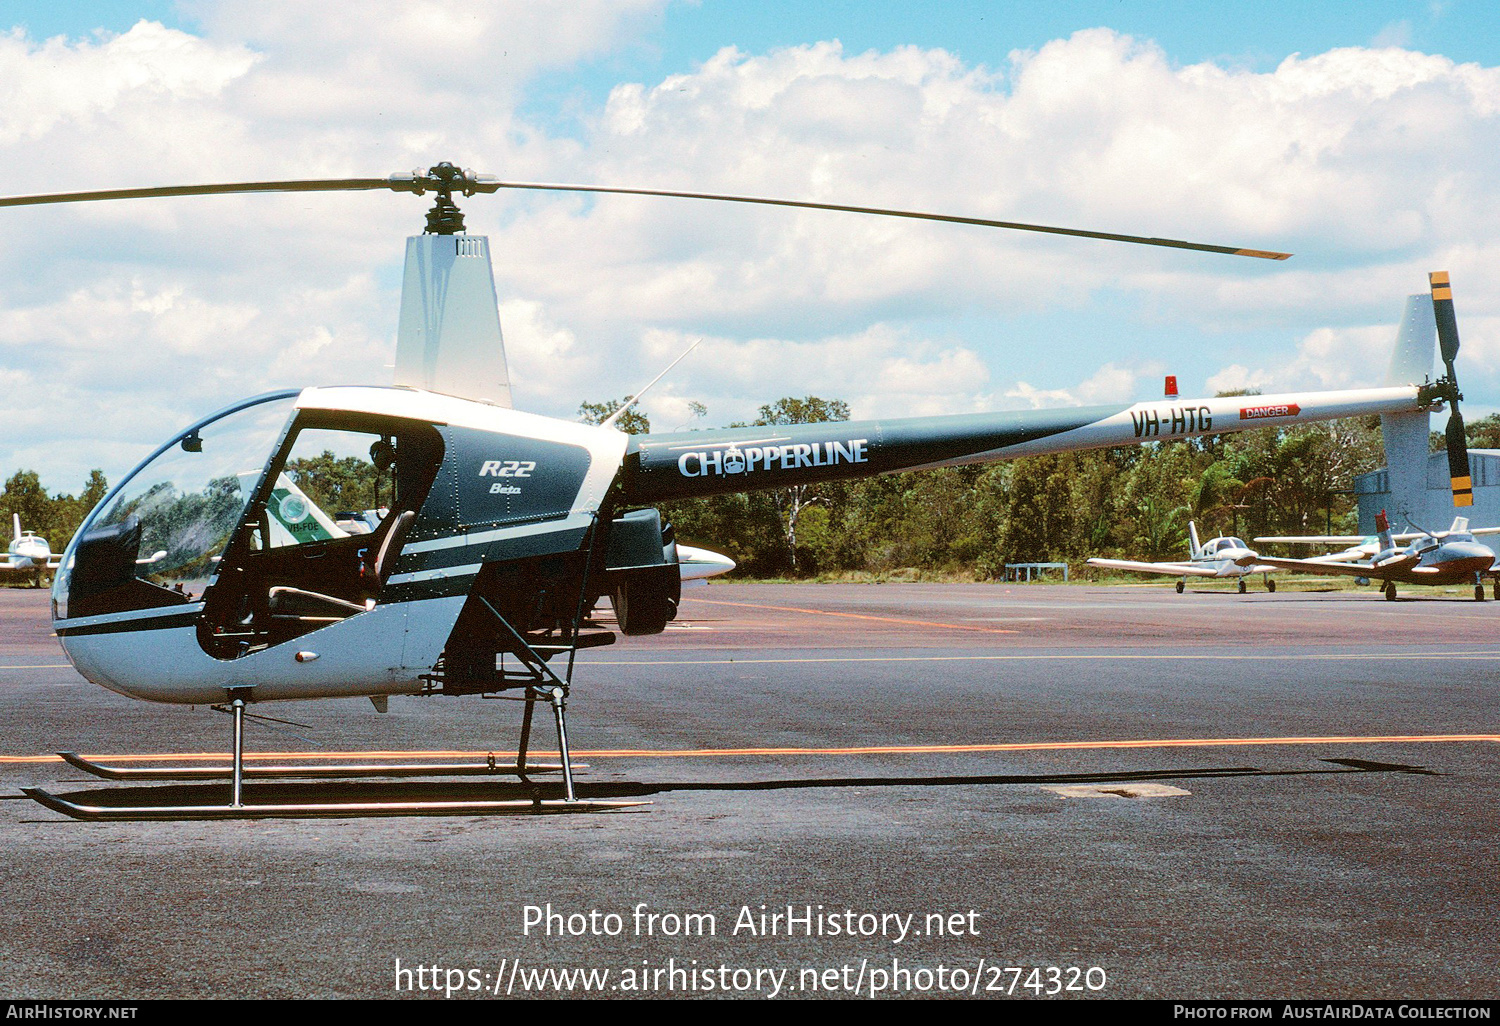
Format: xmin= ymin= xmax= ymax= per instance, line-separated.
xmin=1164 ymin=375 xmax=1179 ymax=399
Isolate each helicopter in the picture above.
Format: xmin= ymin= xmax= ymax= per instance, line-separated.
xmin=0 ymin=162 xmax=1471 ymax=819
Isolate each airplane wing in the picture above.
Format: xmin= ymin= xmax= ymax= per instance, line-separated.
xmin=1086 ymin=558 xmax=1222 ymax=578
xmin=1255 ymin=534 xmax=1369 ymax=545
xmin=1245 ymin=553 xmax=1421 ymax=579
xmin=1305 ymin=545 xmax=1379 ymax=564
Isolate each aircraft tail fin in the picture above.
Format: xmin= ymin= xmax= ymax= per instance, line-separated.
xmin=11 ymin=513 xmax=18 ymax=544
xmin=393 ymin=234 xmax=513 ymax=407
xmin=1378 ymin=294 xmax=1436 ymax=525
xmin=1188 ymin=521 xmax=1202 ymax=557
xmin=1375 ymin=509 xmax=1395 ymax=551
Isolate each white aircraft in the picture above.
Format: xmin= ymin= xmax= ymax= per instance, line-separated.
xmin=1088 ymin=522 xmax=1280 ymax=593
xmin=1251 ymin=510 xmax=1500 ymax=601
xmin=1 ymin=514 xmax=62 ymax=587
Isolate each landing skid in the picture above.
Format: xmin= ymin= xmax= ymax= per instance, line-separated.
xmin=56 ymin=751 xmax=580 ymax=781
xmin=26 ymin=686 xmax=645 ymax=820
xmin=22 ymin=787 xmax=642 ymax=821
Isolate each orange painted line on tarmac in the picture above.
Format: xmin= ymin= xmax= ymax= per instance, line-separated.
xmin=4 ymin=733 xmax=1496 ymax=765
xmin=685 ymin=597 xmax=1017 ymax=634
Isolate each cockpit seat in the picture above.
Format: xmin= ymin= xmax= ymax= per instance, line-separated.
xmin=266 ymin=510 xmax=416 ymax=624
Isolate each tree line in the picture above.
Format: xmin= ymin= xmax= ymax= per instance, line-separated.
xmin=0 ymin=469 xmax=108 ymax=553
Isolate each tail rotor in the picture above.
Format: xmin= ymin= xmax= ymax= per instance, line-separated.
xmin=1426 ymin=271 xmax=1472 ymax=508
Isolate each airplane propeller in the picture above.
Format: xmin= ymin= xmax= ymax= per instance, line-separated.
xmin=0 ymin=161 xmax=1293 ymax=258
xmin=1426 ymin=271 xmax=1472 ymax=508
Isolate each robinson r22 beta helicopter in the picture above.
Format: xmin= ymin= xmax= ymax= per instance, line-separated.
xmin=1 ymin=163 xmax=1473 ymax=819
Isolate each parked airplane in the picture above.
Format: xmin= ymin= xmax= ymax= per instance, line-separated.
xmin=1248 ymin=510 xmax=1500 ymax=601
xmin=0 ymin=514 xmax=61 ymax=587
xmin=1088 ymin=522 xmax=1279 ymax=593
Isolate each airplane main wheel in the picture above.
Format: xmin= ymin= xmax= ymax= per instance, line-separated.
xmin=1176 ymin=581 xmax=1184 ymax=594
xmin=1238 ymin=580 xmax=1246 ymax=594
xmin=1267 ymin=580 xmax=1276 ymax=593
xmin=1493 ymin=580 xmax=1499 ymax=601
xmin=1384 ymin=583 xmax=1397 ymax=601
xmin=1476 ymin=585 xmax=1486 ymax=602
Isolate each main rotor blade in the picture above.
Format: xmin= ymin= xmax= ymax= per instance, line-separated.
xmin=0 ymin=178 xmax=396 ymax=208
xmin=0 ymin=171 xmax=1292 ymax=259
xmin=487 ymin=179 xmax=1292 ymax=259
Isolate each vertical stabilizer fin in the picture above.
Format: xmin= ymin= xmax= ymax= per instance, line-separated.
xmin=1188 ymin=521 xmax=1202 ymax=557
xmin=1378 ymin=294 xmax=1436 ymax=524
xmin=11 ymin=513 xmax=18 ymax=544
xmin=393 ymin=234 xmax=513 ymax=407
xmin=1375 ymin=509 xmax=1395 ymax=551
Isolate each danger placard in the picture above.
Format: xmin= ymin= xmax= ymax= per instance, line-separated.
xmin=1240 ymin=403 xmax=1301 ymax=420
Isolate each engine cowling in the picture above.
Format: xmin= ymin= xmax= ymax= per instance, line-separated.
xmin=604 ymin=508 xmax=680 ymax=635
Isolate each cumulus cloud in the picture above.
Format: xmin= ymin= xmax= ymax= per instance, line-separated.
xmin=2 ymin=10 xmax=1500 ymax=487
xmin=1004 ymin=361 xmax=1159 ymax=409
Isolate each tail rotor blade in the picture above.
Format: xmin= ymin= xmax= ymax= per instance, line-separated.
xmin=1431 ymin=270 xmax=1461 ymax=368
xmin=1447 ymin=407 xmax=1472 ymax=508
xmin=1429 ymin=271 xmax=1471 ymax=507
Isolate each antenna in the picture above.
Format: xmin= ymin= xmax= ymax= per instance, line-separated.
xmin=601 ymin=337 xmax=704 ymax=430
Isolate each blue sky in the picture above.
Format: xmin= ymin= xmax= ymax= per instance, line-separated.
xmin=20 ymin=3 xmax=1498 ymax=74
xmin=2 ymin=1 xmax=1499 ymax=488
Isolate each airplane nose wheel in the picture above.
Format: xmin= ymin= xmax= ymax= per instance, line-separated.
xmin=1175 ymin=580 xmax=1184 ymax=594
xmin=1237 ymin=579 xmax=1246 ymax=594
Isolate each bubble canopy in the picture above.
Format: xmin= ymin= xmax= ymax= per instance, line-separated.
xmin=54 ymin=392 xmax=300 ymax=620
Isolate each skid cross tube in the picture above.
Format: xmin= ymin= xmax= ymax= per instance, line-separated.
xmin=230 ymin=697 xmax=245 ymax=808
xmin=475 ymin=598 xmax=581 ymax=802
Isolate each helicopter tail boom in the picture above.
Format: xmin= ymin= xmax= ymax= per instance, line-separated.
xmin=621 ymin=386 xmax=1428 ymax=505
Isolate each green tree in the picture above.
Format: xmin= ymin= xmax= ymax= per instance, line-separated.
xmin=0 ymin=470 xmax=51 ymax=537
xmin=286 ymin=452 xmax=380 ymax=516
xmin=753 ymin=396 xmax=850 ymax=572
xmin=579 ymin=398 xmax=651 ymax=435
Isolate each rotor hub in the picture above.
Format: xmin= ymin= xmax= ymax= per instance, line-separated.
xmin=389 ymin=161 xmax=494 ymax=235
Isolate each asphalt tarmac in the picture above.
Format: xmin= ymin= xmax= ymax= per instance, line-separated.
xmin=1 ymin=581 xmax=1497 ymax=1000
